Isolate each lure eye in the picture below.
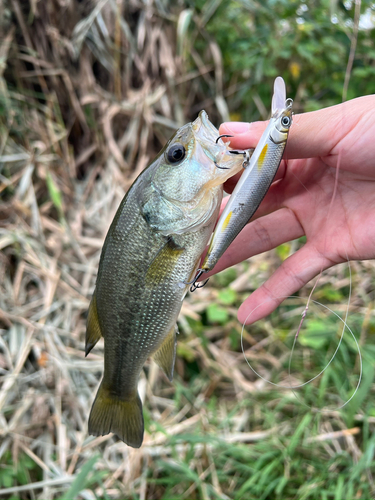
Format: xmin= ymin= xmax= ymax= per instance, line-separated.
xmin=167 ymin=143 xmax=186 ymax=164
xmin=281 ymin=116 xmax=291 ymax=127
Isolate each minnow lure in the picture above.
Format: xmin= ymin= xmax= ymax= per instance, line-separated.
xmin=190 ymin=77 xmax=293 ymax=288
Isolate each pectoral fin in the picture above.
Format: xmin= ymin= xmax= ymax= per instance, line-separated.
xmin=85 ymin=294 xmax=103 ymax=356
xmin=153 ymin=325 xmax=178 ymax=381
xmin=145 ymin=237 xmax=184 ymax=286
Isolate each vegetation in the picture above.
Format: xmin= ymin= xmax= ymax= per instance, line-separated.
xmin=1 ymin=0 xmax=375 ymax=498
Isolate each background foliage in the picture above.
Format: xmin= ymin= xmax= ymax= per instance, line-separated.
xmin=1 ymin=0 xmax=375 ymax=498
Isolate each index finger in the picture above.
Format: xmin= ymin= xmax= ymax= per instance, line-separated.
xmin=219 ymin=95 xmax=373 ymax=161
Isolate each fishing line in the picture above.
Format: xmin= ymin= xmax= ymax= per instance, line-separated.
xmin=284 ymin=139 xmax=348 ymax=407
xmin=239 ymin=146 xmax=361 ymax=410
xmin=284 ymin=8 xmax=363 ymax=406
xmin=239 ymin=19 xmax=364 ymax=408
xmin=240 ymin=291 xmax=362 ymax=410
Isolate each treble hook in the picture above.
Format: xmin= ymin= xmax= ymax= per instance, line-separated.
xmin=214 ymin=135 xmax=233 ymax=170
xmin=184 ymin=268 xmax=209 ymax=292
xmin=214 ymin=135 xmax=251 ymax=169
xmin=216 ymin=134 xmax=234 ymax=144
xmin=228 ymin=149 xmax=251 ymax=168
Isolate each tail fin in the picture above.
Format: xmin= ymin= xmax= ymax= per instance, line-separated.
xmin=88 ymin=383 xmax=144 ymax=448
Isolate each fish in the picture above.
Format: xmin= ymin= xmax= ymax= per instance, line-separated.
xmin=197 ymin=76 xmax=293 ymax=276
xmin=85 ymin=111 xmax=246 ymax=447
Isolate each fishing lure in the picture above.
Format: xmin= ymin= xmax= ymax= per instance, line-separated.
xmin=190 ymin=77 xmax=293 ymax=290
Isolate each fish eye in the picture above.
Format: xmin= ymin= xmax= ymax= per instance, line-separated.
xmin=281 ymin=116 xmax=291 ymax=127
xmin=167 ymin=143 xmax=186 ymax=164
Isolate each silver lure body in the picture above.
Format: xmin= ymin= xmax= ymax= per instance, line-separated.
xmin=202 ymin=77 xmax=293 ymax=273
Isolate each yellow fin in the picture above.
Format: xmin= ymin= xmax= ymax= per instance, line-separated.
xmin=153 ymin=325 xmax=177 ymax=381
xmin=88 ymin=383 xmax=144 ymax=448
xmin=146 ymin=237 xmax=184 ymax=286
xmin=85 ymin=294 xmax=103 ymax=356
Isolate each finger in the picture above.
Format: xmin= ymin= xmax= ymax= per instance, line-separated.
xmin=204 ymin=207 xmax=304 ymax=277
xmin=220 ymin=95 xmax=374 ymax=162
xmin=237 ymin=243 xmax=336 ymax=325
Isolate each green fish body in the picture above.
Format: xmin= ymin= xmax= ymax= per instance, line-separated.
xmin=86 ymin=111 xmax=243 ymax=447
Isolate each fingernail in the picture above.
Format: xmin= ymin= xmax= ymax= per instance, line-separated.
xmin=222 ymin=122 xmax=251 ymax=134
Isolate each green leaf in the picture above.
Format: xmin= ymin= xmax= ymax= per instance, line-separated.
xmin=298 ymin=319 xmax=336 ymax=350
xmin=334 ymin=474 xmax=344 ymax=500
xmin=177 ymin=342 xmax=196 ymax=362
xmin=177 ymin=9 xmax=193 ymax=56
xmin=1 ymin=468 xmax=14 ymax=488
xmin=46 ymin=172 xmax=63 ymax=213
xmin=218 ymin=288 xmax=237 ymax=305
xmin=287 ymin=413 xmax=312 ymax=454
xmin=345 ymin=358 xmax=375 ymax=424
xmin=275 ymin=475 xmax=289 ymax=495
xmin=229 ymin=328 xmax=240 ymax=350
xmin=215 ymin=267 xmax=237 ymax=287
xmin=207 ymin=303 xmax=228 ymax=324
xmin=60 ymin=455 xmax=99 ymax=500
xmin=276 ymin=243 xmax=291 ymax=261
xmin=319 ymin=286 xmax=343 ymax=302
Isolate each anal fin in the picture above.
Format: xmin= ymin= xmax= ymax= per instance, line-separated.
xmin=85 ymin=294 xmax=103 ymax=356
xmin=153 ymin=325 xmax=178 ymax=381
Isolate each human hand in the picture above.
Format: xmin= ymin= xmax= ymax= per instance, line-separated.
xmin=212 ymin=95 xmax=375 ymax=325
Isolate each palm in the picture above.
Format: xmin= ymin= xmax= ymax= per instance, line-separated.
xmin=270 ymin=157 xmax=375 ymax=263
xmin=212 ymin=95 xmax=375 ymax=324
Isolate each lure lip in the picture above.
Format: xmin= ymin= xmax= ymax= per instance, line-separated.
xmin=272 ymin=76 xmax=287 ymax=116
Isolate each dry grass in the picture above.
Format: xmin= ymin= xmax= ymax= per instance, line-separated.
xmin=1 ymin=1 xmax=375 ymax=499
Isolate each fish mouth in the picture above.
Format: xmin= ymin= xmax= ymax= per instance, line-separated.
xmin=191 ymin=110 xmax=232 ymax=166
xmin=190 ymin=110 xmax=245 ymax=189
xmin=190 ymin=110 xmax=223 ymax=168
xmin=192 ymin=110 xmax=220 ymax=147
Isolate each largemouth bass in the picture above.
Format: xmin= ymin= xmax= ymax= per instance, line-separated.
xmin=86 ymin=111 xmax=246 ymax=447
